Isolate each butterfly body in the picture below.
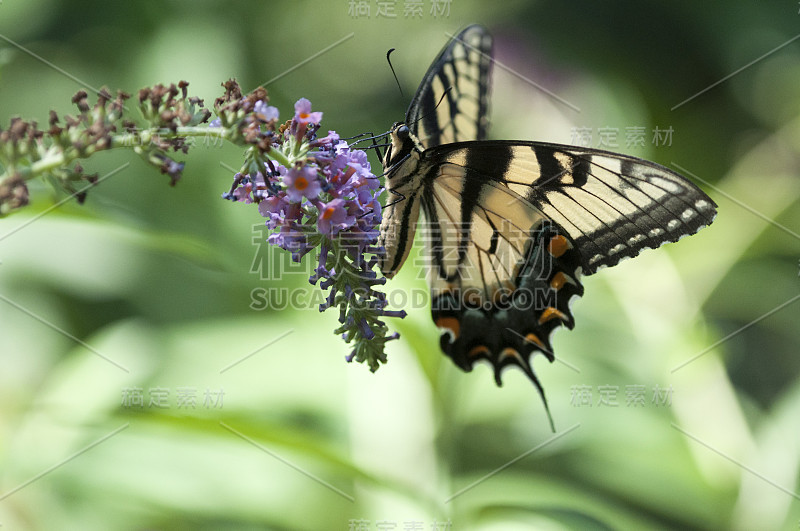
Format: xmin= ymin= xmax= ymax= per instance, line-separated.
xmin=377 ymin=25 xmax=717 ymax=419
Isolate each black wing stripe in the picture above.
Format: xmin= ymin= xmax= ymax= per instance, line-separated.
xmin=386 ymin=189 xmax=420 ymax=274
xmin=421 ymin=183 xmax=451 ymax=281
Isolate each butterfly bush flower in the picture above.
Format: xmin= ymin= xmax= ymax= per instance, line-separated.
xmin=254 ymin=100 xmax=279 ymax=122
xmin=223 ymin=95 xmax=404 ymax=370
xmin=317 ymin=198 xmax=354 ymax=235
xmin=0 ymin=78 xmax=403 ymax=371
xmin=284 ymin=165 xmax=321 ymax=202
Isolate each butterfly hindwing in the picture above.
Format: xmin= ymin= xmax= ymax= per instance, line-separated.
xmin=430 ymin=219 xmax=583 ymax=402
xmin=418 ymin=152 xmax=586 ymax=377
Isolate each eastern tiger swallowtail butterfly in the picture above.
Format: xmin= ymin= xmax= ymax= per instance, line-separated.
xmin=377 ymin=25 xmax=717 ymax=425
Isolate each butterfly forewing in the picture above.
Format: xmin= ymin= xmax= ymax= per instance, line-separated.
xmin=379 ymin=24 xmax=492 ymax=278
xmin=406 ymin=24 xmax=493 ymax=149
xmin=424 ymin=141 xmax=718 ymax=275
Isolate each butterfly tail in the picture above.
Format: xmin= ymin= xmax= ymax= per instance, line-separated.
xmin=432 ymin=222 xmax=583 ymax=427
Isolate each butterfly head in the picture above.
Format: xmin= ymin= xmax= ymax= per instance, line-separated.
xmin=383 ymin=122 xmax=420 ymax=171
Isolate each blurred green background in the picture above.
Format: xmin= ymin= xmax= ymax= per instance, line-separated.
xmin=1 ymin=1 xmax=799 ymax=529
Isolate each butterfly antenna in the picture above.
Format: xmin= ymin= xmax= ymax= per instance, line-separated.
xmin=407 ymin=86 xmax=453 ymax=129
xmin=387 ymin=48 xmax=403 ymax=98
xmin=341 ymin=131 xmax=388 ymax=144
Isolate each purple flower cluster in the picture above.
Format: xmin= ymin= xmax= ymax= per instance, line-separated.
xmin=223 ymin=97 xmax=404 ymax=370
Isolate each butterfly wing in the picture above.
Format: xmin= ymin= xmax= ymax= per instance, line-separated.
xmin=416 ymin=141 xmax=716 ymax=409
xmin=405 ymin=24 xmax=493 ymax=149
xmin=423 ymin=141 xmax=718 ymax=276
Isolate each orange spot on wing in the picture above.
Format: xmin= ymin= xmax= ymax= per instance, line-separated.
xmin=435 ymin=317 xmax=460 ymax=339
xmin=499 ymin=347 xmax=521 ymax=362
xmin=525 ymin=333 xmax=545 ymax=349
xmin=550 ymin=272 xmax=569 ymax=291
xmin=547 ymin=235 xmax=571 ymax=258
xmin=468 ymin=345 xmax=491 ymax=358
xmin=538 ymin=307 xmax=567 ymax=324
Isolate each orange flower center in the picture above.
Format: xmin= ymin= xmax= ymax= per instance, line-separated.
xmin=299 ymin=112 xmax=310 ymax=119
xmin=295 ymin=176 xmax=308 ymax=190
xmin=321 ymin=206 xmax=335 ymax=220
